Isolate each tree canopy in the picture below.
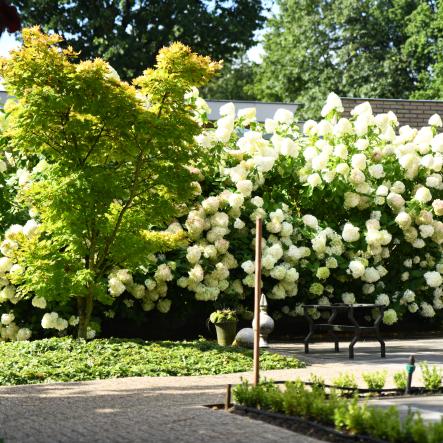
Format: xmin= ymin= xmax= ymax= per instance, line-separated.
xmin=15 ymin=0 xmax=264 ymax=80
xmin=253 ymin=0 xmax=439 ymax=118
xmin=0 ymin=27 xmax=220 ymax=337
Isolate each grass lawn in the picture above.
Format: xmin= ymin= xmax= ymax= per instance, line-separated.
xmin=0 ymin=337 xmax=305 ymax=385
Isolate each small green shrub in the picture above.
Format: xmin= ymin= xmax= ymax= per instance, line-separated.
xmin=332 ymin=372 xmax=358 ymax=390
xmin=362 ymin=370 xmax=387 ymax=390
xmin=427 ymin=419 xmax=443 ymax=443
xmin=364 ymin=406 xmax=404 ymax=442
xmin=393 ymin=371 xmax=408 ymax=390
xmin=420 ymin=362 xmax=442 ymax=390
xmin=334 ymin=398 xmax=367 ymax=436
xmin=209 ymin=309 xmax=237 ymax=324
xmin=309 ymin=373 xmax=326 ymax=390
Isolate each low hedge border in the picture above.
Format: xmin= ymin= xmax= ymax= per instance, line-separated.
xmin=232 ymin=380 xmax=443 ymax=443
xmin=233 ymin=405 xmax=386 ymax=443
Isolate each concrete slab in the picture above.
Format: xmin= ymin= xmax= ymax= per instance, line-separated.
xmin=366 ymin=395 xmax=443 ymax=424
xmin=269 ymin=338 xmax=443 ymax=387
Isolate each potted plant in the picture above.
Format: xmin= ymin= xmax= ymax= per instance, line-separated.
xmin=209 ymin=309 xmax=238 ymax=346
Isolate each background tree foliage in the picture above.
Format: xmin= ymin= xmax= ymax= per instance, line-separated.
xmin=0 ymin=27 xmax=220 ymax=338
xmin=252 ymin=0 xmax=442 ymax=119
xmin=403 ymin=1 xmax=443 ymax=99
xmin=15 ymin=0 xmax=264 ymax=80
xmin=200 ymin=58 xmax=257 ymax=101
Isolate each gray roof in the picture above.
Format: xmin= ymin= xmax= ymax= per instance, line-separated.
xmin=205 ymin=99 xmax=299 ymax=123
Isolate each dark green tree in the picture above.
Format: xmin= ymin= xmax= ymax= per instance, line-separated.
xmin=200 ymin=57 xmax=257 ymax=101
xmin=253 ymin=0 xmax=423 ymax=118
xmin=403 ymin=1 xmax=443 ymax=99
xmin=15 ymin=0 xmax=265 ymax=80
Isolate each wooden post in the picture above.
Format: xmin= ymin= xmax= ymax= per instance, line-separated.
xmin=253 ymin=217 xmax=263 ymax=386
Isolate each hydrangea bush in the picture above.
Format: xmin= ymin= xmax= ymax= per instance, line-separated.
xmin=137 ymin=92 xmax=443 ymax=327
xmin=1 ymin=85 xmax=443 ymax=339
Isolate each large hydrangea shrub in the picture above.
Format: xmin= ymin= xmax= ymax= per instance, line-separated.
xmin=0 ymin=91 xmax=443 ymax=339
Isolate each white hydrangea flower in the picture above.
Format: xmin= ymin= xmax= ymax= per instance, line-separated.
xmin=342 ymin=223 xmax=360 ymax=242
xmin=157 ymin=299 xmax=172 ymax=314
xmin=23 ymin=219 xmax=39 ymax=237
xmin=424 ymin=271 xmax=443 ymax=288
xmin=228 ymin=193 xmax=244 ymax=209
xmin=188 ymin=264 xmax=204 ymax=283
xmin=265 ymin=118 xmax=278 ymax=133
xmin=270 ymin=265 xmax=287 ymax=280
xmin=368 ymin=164 xmax=385 ymax=179
xmin=348 ymin=260 xmax=365 ymax=278
xmin=316 ymin=267 xmax=330 ymax=280
xmin=387 ymin=192 xmax=405 ymax=211
xmin=402 ymin=289 xmax=415 ymax=303
xmin=342 ymin=292 xmax=355 ymax=304
xmin=408 ymin=303 xmax=419 ymax=313
xmin=236 ymin=180 xmax=253 ymax=197
xmin=302 ymin=214 xmax=319 ymax=230
xmin=284 ymin=268 xmax=299 ymax=282
xmin=219 ymin=102 xmax=235 ymax=117
xmin=241 ymin=260 xmax=255 ymax=275
xmin=202 ymin=196 xmax=220 ymax=214
xmin=362 ymin=267 xmax=380 ymax=283
xmin=154 ymin=264 xmax=173 ymax=282
xmin=69 ymin=315 xmax=79 ymax=326
xmin=0 ymin=257 xmax=13 ymax=273
xmin=128 ymin=283 xmax=145 ymax=299
xmin=363 ymin=284 xmax=375 ymax=294
xmin=375 ymin=293 xmax=390 ymax=306
xmin=321 ymin=93 xmax=343 ymax=117
xmin=429 ymin=114 xmax=443 ymax=127
xmin=307 ymin=173 xmax=322 ymax=187
xmin=395 ymin=212 xmax=411 ymax=229
xmin=432 ymin=199 xmax=443 ymax=216
xmin=383 ymin=309 xmax=398 ymax=325
xmin=415 ymin=187 xmax=432 ymax=203
xmin=1 ymin=312 xmax=14 ymax=325
xmin=32 ymin=296 xmax=47 ymax=309
xmin=273 ymin=108 xmax=294 ymax=124
xmin=351 ymin=153 xmax=367 ymax=170
xmin=108 ymin=277 xmax=126 ymax=297
xmin=115 ymin=269 xmax=133 ymax=286
xmin=16 ymin=328 xmax=31 ymax=341
xmin=233 ymin=218 xmax=245 ymax=229
xmin=186 ymin=245 xmax=202 ymax=264
xmin=420 ymin=302 xmax=436 ymax=317
xmin=237 ymin=107 xmax=256 ymax=123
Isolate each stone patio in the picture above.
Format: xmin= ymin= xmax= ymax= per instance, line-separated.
xmin=0 ymin=337 xmax=441 ymax=442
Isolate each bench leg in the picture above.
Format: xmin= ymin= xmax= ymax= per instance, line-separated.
xmin=304 ymin=308 xmax=314 ymax=354
xmin=374 ymin=306 xmax=386 ymax=358
xmin=349 ymin=335 xmax=359 ymax=359
xmin=327 ymin=308 xmax=340 ymax=353
xmin=348 ymin=306 xmax=360 ymax=360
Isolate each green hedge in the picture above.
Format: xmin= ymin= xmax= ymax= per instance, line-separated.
xmin=233 ymin=380 xmax=443 ymax=443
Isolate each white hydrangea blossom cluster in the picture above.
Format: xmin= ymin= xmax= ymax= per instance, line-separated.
xmin=142 ymin=93 xmax=443 ymax=325
xmin=107 ymin=260 xmax=175 ymax=314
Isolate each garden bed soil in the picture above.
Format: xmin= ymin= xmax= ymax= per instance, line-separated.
xmin=229 ymin=405 xmax=387 ymax=443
